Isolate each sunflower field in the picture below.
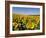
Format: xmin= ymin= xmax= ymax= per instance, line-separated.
xmin=12 ymin=14 xmax=40 ymax=31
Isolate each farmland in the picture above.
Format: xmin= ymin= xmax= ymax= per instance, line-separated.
xmin=12 ymin=13 xmax=40 ymax=31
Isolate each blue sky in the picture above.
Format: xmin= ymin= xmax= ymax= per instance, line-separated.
xmin=12 ymin=7 xmax=40 ymax=15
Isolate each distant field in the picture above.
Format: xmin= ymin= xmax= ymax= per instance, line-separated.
xmin=12 ymin=13 xmax=40 ymax=31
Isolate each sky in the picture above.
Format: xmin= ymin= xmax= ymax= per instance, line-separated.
xmin=12 ymin=7 xmax=40 ymax=15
